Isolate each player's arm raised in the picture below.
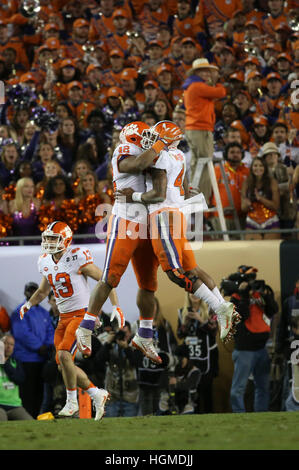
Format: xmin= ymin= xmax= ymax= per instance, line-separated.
xmin=20 ymin=276 xmax=51 ymax=319
xmin=118 ymin=140 xmax=166 ymax=174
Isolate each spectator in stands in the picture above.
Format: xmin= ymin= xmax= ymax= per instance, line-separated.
xmin=249 ymin=115 xmax=271 ymax=158
xmin=10 ymin=282 xmax=54 ymax=418
xmin=262 ymin=142 xmax=296 ymax=233
xmin=183 ymin=58 xmax=226 ymax=201
xmin=153 ymin=97 xmax=172 ymax=122
xmin=35 ymin=160 xmax=63 ymax=200
xmin=241 ymin=156 xmax=280 ymax=239
xmin=230 ymin=274 xmax=279 ymax=413
xmin=8 ymin=177 xmax=40 ymax=240
xmin=0 ymin=334 xmax=34 ymax=421
xmin=32 ymin=142 xmax=57 ymax=182
xmin=0 ymin=139 xmax=20 ymax=187
xmin=57 ymin=116 xmax=82 ymax=173
xmin=271 ymin=121 xmax=299 ymax=169
xmin=209 ymin=142 xmax=250 ymax=233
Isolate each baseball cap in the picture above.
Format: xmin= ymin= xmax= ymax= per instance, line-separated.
xmin=106 ymin=86 xmax=125 ymax=98
xmin=144 ymin=80 xmax=159 ymax=89
xmin=266 ymin=72 xmax=282 ymax=82
xmin=112 ymin=8 xmax=129 ymax=19
xmin=73 ymin=18 xmax=89 ymax=28
xmin=244 ymin=56 xmax=260 ymax=67
xmin=86 ymin=64 xmax=101 ymax=75
xmin=277 ymin=52 xmax=292 ymax=62
xmin=60 ymin=58 xmax=76 ymax=68
xmin=45 ymin=38 xmax=61 ymax=50
xmin=121 ymin=68 xmax=138 ymax=80
xmin=253 ymin=115 xmax=268 ymax=126
xmin=20 ymin=72 xmax=37 ymax=83
xmin=109 ymin=48 xmax=125 ymax=58
xmin=246 ymin=70 xmax=262 ymax=82
xmin=181 ymin=37 xmax=196 ymax=46
xmin=156 ymin=63 xmax=172 ymax=76
xmin=148 ymin=40 xmax=163 ymax=49
xmin=229 ymin=71 xmax=244 ymax=82
xmin=44 ymin=23 xmax=59 ymax=32
xmin=67 ymin=81 xmax=83 ymax=91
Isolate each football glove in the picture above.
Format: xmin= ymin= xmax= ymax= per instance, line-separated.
xmin=20 ymin=301 xmax=32 ymax=320
xmin=110 ymin=305 xmax=125 ymax=329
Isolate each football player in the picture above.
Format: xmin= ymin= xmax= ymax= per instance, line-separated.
xmin=19 ymin=221 xmax=120 ymax=419
xmin=76 ymin=121 xmax=168 ymax=365
xmin=116 ymin=120 xmax=241 ymax=343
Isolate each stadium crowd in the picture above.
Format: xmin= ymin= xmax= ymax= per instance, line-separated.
xmin=0 ymin=0 xmax=298 ymax=241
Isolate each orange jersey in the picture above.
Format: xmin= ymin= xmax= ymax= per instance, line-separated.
xmin=195 ymin=0 xmax=241 ymax=37
xmin=89 ymin=13 xmax=115 ymax=42
xmin=262 ymin=12 xmax=288 ymax=39
xmin=138 ymin=3 xmax=171 ymax=41
xmin=172 ymin=15 xmax=204 ymax=38
xmin=210 ymin=161 xmax=250 ymax=215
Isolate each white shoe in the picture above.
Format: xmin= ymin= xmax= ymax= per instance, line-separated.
xmin=93 ymin=389 xmax=110 ymax=421
xmin=76 ymin=326 xmax=92 ymax=357
xmin=131 ymin=334 xmax=162 ymax=364
xmin=58 ymin=400 xmax=79 ymax=418
xmin=216 ymin=301 xmax=241 ymax=342
xmin=181 ymin=403 xmax=194 ymax=415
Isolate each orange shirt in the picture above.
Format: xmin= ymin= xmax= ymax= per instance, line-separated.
xmin=138 ymin=3 xmax=171 ymax=41
xmin=89 ymin=13 xmax=115 ymax=42
xmin=211 ymin=162 xmax=250 ymax=215
xmin=195 ymin=0 xmax=240 ymax=37
xmin=262 ymin=12 xmax=288 ymax=39
xmin=172 ymin=15 xmax=204 ymax=38
xmin=0 ymin=305 xmax=11 ymax=333
xmin=184 ymin=80 xmax=227 ymax=131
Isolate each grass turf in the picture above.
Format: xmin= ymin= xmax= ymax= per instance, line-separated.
xmin=1 ymin=412 xmax=299 ymax=450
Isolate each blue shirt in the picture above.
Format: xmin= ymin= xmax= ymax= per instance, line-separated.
xmin=10 ymin=301 xmax=54 ymax=363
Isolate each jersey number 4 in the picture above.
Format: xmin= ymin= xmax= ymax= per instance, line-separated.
xmin=48 ymin=273 xmax=74 ymax=298
xmin=174 ymin=166 xmax=185 ymax=196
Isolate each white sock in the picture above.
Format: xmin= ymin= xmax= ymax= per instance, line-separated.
xmin=67 ymin=389 xmax=77 ymax=402
xmin=140 ymin=319 xmax=153 ymax=329
xmin=212 ymin=287 xmax=225 ymax=304
xmin=194 ymin=284 xmax=221 ymax=312
xmin=86 ymin=386 xmax=99 ymax=400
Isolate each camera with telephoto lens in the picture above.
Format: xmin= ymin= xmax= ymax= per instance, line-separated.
xmin=220 ymin=265 xmax=267 ymax=296
xmin=114 ymin=329 xmax=126 ymax=341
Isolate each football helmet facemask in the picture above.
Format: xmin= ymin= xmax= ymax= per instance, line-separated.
xmin=41 ymin=221 xmax=73 ymax=254
xmin=141 ymin=120 xmax=183 ymax=150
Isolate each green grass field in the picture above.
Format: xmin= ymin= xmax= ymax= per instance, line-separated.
xmin=1 ymin=412 xmax=299 ymax=450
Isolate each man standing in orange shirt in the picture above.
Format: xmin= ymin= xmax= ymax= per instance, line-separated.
xmin=183 ymin=58 xmax=226 ymax=201
xmin=209 ymin=142 xmax=250 ymax=232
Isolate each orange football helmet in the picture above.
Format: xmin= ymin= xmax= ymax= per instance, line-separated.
xmin=142 ymin=120 xmax=183 ymax=149
xmin=41 ymin=221 xmax=73 ymax=254
xmin=119 ymin=121 xmax=150 ymax=148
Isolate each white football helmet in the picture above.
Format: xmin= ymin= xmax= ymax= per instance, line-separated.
xmin=41 ymin=221 xmax=73 ymax=254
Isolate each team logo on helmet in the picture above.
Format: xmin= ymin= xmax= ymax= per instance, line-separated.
xmin=41 ymin=221 xmax=73 ymax=254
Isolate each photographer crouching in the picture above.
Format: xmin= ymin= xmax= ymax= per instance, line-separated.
xmin=223 ymin=266 xmax=279 ymax=413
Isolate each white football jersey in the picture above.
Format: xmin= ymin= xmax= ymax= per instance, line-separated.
xmin=146 ymin=148 xmax=186 ymax=214
xmin=38 ymin=246 xmax=94 ymax=314
xmin=112 ymin=142 xmax=148 ymax=224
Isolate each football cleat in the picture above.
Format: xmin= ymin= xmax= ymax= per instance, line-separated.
xmin=93 ymin=389 xmax=110 ymax=421
xmin=58 ymin=400 xmax=79 ymax=418
xmin=75 ymin=326 xmax=92 ymax=357
xmin=215 ymin=301 xmax=240 ymax=342
xmin=131 ymin=334 xmax=162 ymax=364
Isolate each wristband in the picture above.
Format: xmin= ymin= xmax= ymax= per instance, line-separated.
xmin=132 ymin=192 xmax=143 ymax=202
xmin=152 ymin=140 xmax=165 ymax=154
xmin=26 ymin=301 xmax=32 ymax=309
